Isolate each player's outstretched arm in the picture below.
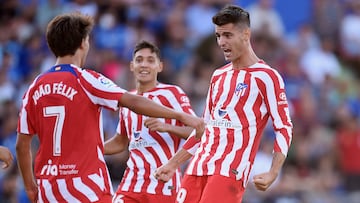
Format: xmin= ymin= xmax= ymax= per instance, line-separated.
xmin=144 ymin=118 xmax=194 ymax=139
xmin=154 ymin=148 xmax=192 ymax=182
xmin=252 ymin=152 xmax=285 ymax=191
xmin=104 ymin=133 xmax=129 ymax=155
xmin=0 ymin=146 xmax=13 ymax=169
xmin=16 ymin=133 xmax=38 ymax=203
xmin=119 ymin=92 xmax=205 ymax=138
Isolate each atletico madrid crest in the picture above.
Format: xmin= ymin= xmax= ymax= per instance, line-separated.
xmin=235 ymin=83 xmax=248 ymax=97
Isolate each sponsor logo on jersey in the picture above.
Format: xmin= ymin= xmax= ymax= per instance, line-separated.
xmin=180 ymin=96 xmax=189 ymax=103
xmin=99 ymin=76 xmax=116 ymax=88
xmin=279 ymin=92 xmax=286 ymax=100
xmin=235 ymin=83 xmax=248 ymax=97
xmin=208 ymin=119 xmax=241 ymax=128
xmin=40 ymin=159 xmax=79 ymax=176
xmin=134 ymin=131 xmax=141 ymax=141
xmin=129 ymin=132 xmax=156 ymax=150
xmin=40 ymin=159 xmax=58 ymax=176
xmin=277 ymin=91 xmax=288 ymax=105
xmin=180 ymin=95 xmax=191 ymax=107
xmin=218 ymin=109 xmax=227 ymax=117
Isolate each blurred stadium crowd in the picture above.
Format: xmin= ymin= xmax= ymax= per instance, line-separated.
xmin=1 ymin=0 xmax=360 ymax=202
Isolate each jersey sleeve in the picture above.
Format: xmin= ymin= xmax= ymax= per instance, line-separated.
xmin=158 ymin=85 xmax=197 ymax=128
xmin=256 ymin=68 xmax=293 ymax=156
xmin=76 ymin=68 xmax=126 ymax=111
xmin=17 ymin=77 xmax=39 ymax=135
xmin=173 ymin=86 xmax=196 ymax=116
xmin=181 ymin=81 xmax=213 ymax=155
xmin=116 ymin=108 xmax=127 ymax=136
xmin=182 ymin=130 xmax=201 ymax=155
xmin=202 ymin=78 xmax=214 ymax=123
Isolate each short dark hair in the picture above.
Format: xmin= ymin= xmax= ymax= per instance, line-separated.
xmin=46 ymin=12 xmax=94 ymax=57
xmin=212 ymin=5 xmax=250 ymax=28
xmin=133 ymin=40 xmax=161 ymax=59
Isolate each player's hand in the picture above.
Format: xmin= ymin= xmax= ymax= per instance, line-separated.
xmin=144 ymin=118 xmax=168 ymax=132
xmin=0 ymin=146 xmax=13 ymax=169
xmin=154 ymin=163 xmax=177 ymax=182
xmin=252 ymin=171 xmax=278 ymax=191
xmin=25 ymin=183 xmax=39 ymax=203
xmin=180 ymin=114 xmax=205 ymax=139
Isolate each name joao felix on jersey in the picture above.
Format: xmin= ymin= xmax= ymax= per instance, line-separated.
xmin=32 ymin=82 xmax=78 ymax=105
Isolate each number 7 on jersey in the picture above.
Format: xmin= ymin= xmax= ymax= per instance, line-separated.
xmin=43 ymin=106 xmax=65 ymax=156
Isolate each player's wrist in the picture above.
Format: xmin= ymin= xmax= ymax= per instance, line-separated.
xmin=161 ymin=123 xmax=170 ymax=132
xmin=269 ymin=169 xmax=279 ymax=178
xmin=176 ymin=112 xmax=186 ymax=124
xmin=167 ymin=158 xmax=180 ymax=169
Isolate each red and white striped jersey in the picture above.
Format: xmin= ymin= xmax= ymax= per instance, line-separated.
xmin=183 ymin=61 xmax=293 ymax=186
xmin=116 ymin=83 xmax=196 ymax=196
xmin=17 ymin=64 xmax=126 ymax=202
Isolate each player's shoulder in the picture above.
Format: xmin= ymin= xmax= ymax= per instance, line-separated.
xmin=76 ymin=67 xmax=102 ymax=78
xmin=248 ymin=61 xmax=282 ymax=79
xmin=250 ymin=60 xmax=277 ymax=71
xmin=157 ymin=83 xmax=180 ymax=89
xmin=213 ymin=63 xmax=233 ymax=76
xmin=155 ymin=83 xmax=185 ymax=93
xmin=77 ymin=67 xmax=120 ymax=88
xmin=32 ymin=67 xmax=73 ymax=86
xmin=129 ymin=89 xmax=137 ymax=94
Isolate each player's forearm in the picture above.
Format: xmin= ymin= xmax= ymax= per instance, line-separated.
xmin=16 ymin=138 xmax=36 ymax=189
xmin=120 ymin=93 xmax=205 ymax=139
xmin=104 ymin=134 xmax=127 ymax=155
xmin=120 ymin=93 xmax=181 ymax=120
xmin=104 ymin=141 xmax=121 ymax=155
xmin=164 ymin=125 xmax=194 ymax=139
xmin=269 ymin=152 xmax=286 ymax=176
xmin=167 ymin=148 xmax=193 ymax=169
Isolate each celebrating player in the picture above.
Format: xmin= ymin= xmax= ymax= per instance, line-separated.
xmin=154 ymin=5 xmax=293 ymax=203
xmin=16 ymin=13 xmax=204 ymax=203
xmin=105 ymin=40 xmax=196 ymax=203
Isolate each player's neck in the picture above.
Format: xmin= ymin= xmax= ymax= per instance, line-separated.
xmin=55 ymin=56 xmax=82 ymax=68
xmin=232 ymin=48 xmax=260 ymax=69
xmin=136 ymin=80 xmax=158 ymax=94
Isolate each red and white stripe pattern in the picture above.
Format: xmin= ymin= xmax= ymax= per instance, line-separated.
xmin=18 ymin=64 xmax=126 ymax=202
xmin=36 ymin=149 xmax=112 ymax=203
xmin=74 ymin=66 xmax=126 ymax=111
xmin=116 ymin=83 xmax=196 ymax=196
xmin=183 ymin=61 xmax=292 ymax=185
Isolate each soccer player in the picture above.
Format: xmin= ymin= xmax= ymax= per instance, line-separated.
xmin=0 ymin=146 xmax=13 ymax=169
xmin=15 ymin=13 xmax=205 ymax=203
xmin=104 ymin=40 xmax=196 ymax=203
xmin=154 ymin=5 xmax=293 ymax=203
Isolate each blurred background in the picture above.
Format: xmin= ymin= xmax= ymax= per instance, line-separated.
xmin=1 ymin=0 xmax=360 ymax=202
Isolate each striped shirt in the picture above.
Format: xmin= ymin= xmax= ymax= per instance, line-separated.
xmin=18 ymin=64 xmax=126 ymax=202
xmin=183 ymin=61 xmax=293 ymax=186
xmin=116 ymin=83 xmax=196 ymax=196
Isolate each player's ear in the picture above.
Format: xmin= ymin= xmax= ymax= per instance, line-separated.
xmin=79 ymin=40 xmax=83 ymax=49
xmin=130 ymin=61 xmax=134 ymax=72
xmin=243 ymin=27 xmax=250 ymax=41
xmin=79 ymin=37 xmax=87 ymax=50
xmin=158 ymin=61 xmax=163 ymax=73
